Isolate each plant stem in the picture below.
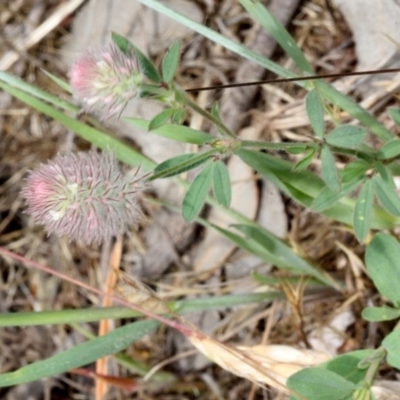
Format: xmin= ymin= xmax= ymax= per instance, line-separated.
xmin=185 ymin=97 xmax=236 ymax=138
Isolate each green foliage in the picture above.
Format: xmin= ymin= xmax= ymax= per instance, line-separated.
xmin=212 ymin=160 xmax=231 ymax=208
xmin=112 ymin=32 xmax=161 ymax=82
xmin=161 ymin=40 xmax=181 ymax=83
xmin=325 ymin=125 xmax=367 ymax=149
xmin=362 ymin=306 xmax=400 ymax=322
xmin=306 ymin=89 xmax=325 ymax=138
xmin=353 ymin=179 xmax=373 ymax=242
xmin=365 ymin=233 xmax=400 ymax=307
xmin=288 ymin=368 xmax=357 ymax=400
xmin=182 ymin=162 xmax=214 ymax=221
xmin=0 ymin=320 xmax=158 ymax=387
xmin=321 ymin=146 xmax=341 ymax=192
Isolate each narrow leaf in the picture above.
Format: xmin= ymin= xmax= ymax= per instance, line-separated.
xmin=353 ymin=179 xmax=374 ymax=242
xmin=182 ymin=163 xmax=214 ymax=221
xmin=233 ymin=224 xmax=337 ymax=288
xmin=148 ymin=108 xmax=179 ymax=131
xmin=161 ymin=40 xmax=181 ymax=83
xmin=321 ymin=146 xmax=340 ymax=191
xmin=112 ymin=32 xmax=161 ymax=83
xmin=312 ymin=178 xmax=363 ymax=212
xmin=365 ymin=233 xmax=400 ymax=307
xmin=212 ymin=160 xmax=231 ymax=207
xmin=125 ymin=118 xmax=213 ymax=145
xmin=326 ymin=125 xmax=367 ymax=149
xmin=306 ymin=89 xmax=325 ymax=138
xmin=0 ymin=320 xmax=158 ymax=387
xmin=293 ymin=149 xmax=316 ymax=171
xmin=362 ymin=306 xmax=400 ymax=322
xmin=151 ymin=150 xmax=215 ymax=180
xmin=377 ymin=139 xmax=400 ymax=160
xmin=373 ymin=175 xmax=400 ymax=216
xmin=340 ymin=160 xmax=370 ymax=183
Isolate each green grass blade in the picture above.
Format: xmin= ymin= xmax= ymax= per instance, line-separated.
xmin=0 ymin=320 xmax=158 ymax=387
xmin=239 ymin=0 xmax=313 ymax=73
xmin=0 ymin=70 xmax=76 ymax=112
xmin=0 ymin=80 xmax=155 ymax=171
xmin=135 ymin=0 xmax=295 ymax=80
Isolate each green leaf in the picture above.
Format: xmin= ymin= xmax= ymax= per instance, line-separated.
xmin=341 ymin=160 xmax=370 ymax=184
xmin=373 ymin=175 xmax=400 ymax=216
xmin=125 ymin=118 xmax=214 ymax=145
xmin=362 ymin=306 xmax=400 ymax=322
xmin=376 ymin=162 xmax=396 ymax=187
xmin=182 ymin=163 xmax=214 ymax=221
xmin=353 ymin=179 xmax=374 ymax=242
xmin=306 ymin=89 xmax=325 ymax=138
xmin=383 ymin=329 xmax=400 ymax=370
xmin=212 ymin=160 xmax=231 ymax=208
xmin=287 ymin=367 xmax=356 ymax=400
xmin=388 ymin=107 xmax=400 ymax=129
xmin=151 ymin=150 xmax=216 ymax=180
xmin=377 ymin=139 xmax=400 ymax=160
xmin=232 ymin=224 xmax=337 ymax=287
xmin=112 ymin=32 xmax=161 ymax=83
xmin=148 ymin=108 xmax=179 ymax=131
xmin=365 ymin=233 xmax=400 ymax=307
xmin=293 ymin=149 xmax=316 ymax=171
xmin=321 ymin=146 xmax=340 ymax=191
xmin=0 ymin=320 xmax=157 ymax=387
xmin=171 ymin=108 xmax=186 ymax=124
xmin=42 ymin=70 xmax=71 ymax=93
xmin=320 ymin=350 xmax=373 ymax=384
xmin=161 ymin=40 xmax=181 ymax=83
xmin=326 ymin=125 xmax=367 ymax=149
xmin=312 ymin=178 xmax=363 ymax=212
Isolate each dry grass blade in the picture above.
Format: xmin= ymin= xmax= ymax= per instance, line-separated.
xmin=189 ymin=335 xmax=330 ymax=394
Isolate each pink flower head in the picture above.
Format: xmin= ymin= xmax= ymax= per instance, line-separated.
xmin=69 ymin=44 xmax=142 ymax=119
xmin=23 ymin=151 xmax=143 ymax=245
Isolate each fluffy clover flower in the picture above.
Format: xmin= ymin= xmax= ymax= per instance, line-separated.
xmin=69 ymin=43 xmax=142 ymax=119
xmin=22 ymin=151 xmax=143 ymax=244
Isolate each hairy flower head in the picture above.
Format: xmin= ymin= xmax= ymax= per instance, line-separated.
xmin=23 ymin=151 xmax=143 ymax=244
xmin=69 ymin=44 xmax=142 ymax=119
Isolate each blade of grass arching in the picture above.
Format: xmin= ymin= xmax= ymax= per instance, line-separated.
xmin=134 ymin=0 xmax=296 ymax=81
xmin=0 ymin=320 xmax=158 ymax=387
xmin=236 ymin=149 xmax=400 ymax=229
xmin=136 ymin=0 xmax=392 ymax=140
xmin=0 ymin=70 xmax=76 ymax=113
xmin=239 ymin=0 xmax=313 ymax=74
xmin=0 ymin=80 xmax=155 ymax=171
